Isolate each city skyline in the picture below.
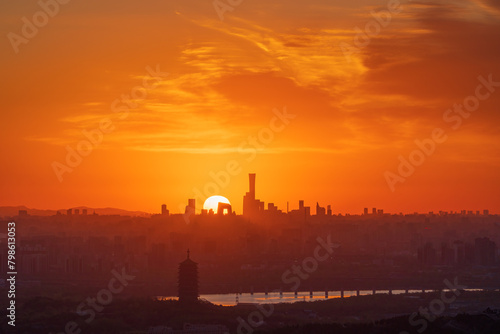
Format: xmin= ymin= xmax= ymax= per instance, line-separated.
xmin=2 ymin=1 xmax=500 ymax=215
xmin=2 ymin=172 xmax=496 ymax=216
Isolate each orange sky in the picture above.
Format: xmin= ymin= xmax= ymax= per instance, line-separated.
xmin=1 ymin=0 xmax=500 ymax=214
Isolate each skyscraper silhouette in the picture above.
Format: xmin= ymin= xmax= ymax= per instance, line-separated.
xmin=243 ymin=173 xmax=264 ymax=219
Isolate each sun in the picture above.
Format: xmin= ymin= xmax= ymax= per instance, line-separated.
xmin=203 ymin=195 xmax=231 ymax=214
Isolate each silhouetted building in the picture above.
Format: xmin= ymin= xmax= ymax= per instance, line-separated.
xmin=178 ymin=250 xmax=199 ymax=304
xmin=299 ymin=200 xmax=310 ymax=216
xmin=249 ymin=173 xmax=255 ymax=195
xmin=364 ymin=208 xmax=368 ymax=215
xmin=316 ymin=203 xmax=325 ymax=216
xmin=217 ymin=202 xmax=232 ymax=215
xmin=161 ymin=204 xmax=169 ymax=216
xmin=288 ymin=200 xmax=310 ymax=221
xmin=185 ymin=199 xmax=195 ymax=217
xmin=243 ymin=173 xmax=264 ymax=219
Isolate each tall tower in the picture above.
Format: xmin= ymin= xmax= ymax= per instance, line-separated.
xmin=249 ymin=173 xmax=256 ymax=198
xmin=178 ymin=250 xmax=199 ymax=304
xmin=243 ymin=173 xmax=256 ymax=217
xmin=243 ymin=173 xmax=264 ymax=219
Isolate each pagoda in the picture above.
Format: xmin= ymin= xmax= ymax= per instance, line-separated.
xmin=178 ymin=249 xmax=199 ymax=304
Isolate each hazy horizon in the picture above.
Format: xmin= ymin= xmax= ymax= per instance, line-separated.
xmin=2 ymin=0 xmax=500 ymax=215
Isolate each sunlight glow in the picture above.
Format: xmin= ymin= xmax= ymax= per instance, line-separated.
xmin=203 ymin=195 xmax=231 ymax=214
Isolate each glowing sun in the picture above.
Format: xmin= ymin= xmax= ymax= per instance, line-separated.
xmin=203 ymin=195 xmax=231 ymax=214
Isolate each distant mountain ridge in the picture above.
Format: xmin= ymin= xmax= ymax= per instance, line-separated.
xmin=0 ymin=206 xmax=152 ymax=217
